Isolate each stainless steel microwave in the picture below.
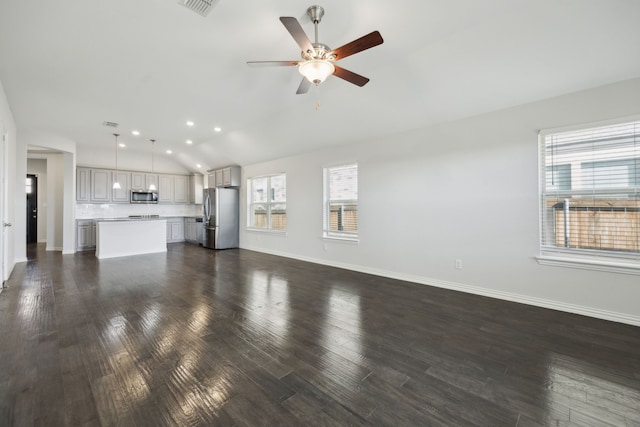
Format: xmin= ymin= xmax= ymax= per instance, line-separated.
xmin=130 ymin=190 xmax=158 ymax=204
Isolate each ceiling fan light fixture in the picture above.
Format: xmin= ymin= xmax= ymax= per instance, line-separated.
xmin=299 ymin=59 xmax=335 ymax=85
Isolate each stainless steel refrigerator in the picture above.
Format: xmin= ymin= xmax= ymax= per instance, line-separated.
xmin=202 ymin=187 xmax=239 ymax=249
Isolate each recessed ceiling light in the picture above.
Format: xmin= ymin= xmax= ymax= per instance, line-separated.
xmin=196 ymin=164 xmax=201 ymax=168
xmin=132 ymin=130 xmax=140 ymax=136
xmin=166 ymin=149 xmax=172 ymax=154
xmin=186 ymin=121 xmax=195 ymax=127
xmin=213 ymin=127 xmax=222 ymax=132
xmin=186 ymin=140 xmax=193 ymax=145
xmin=119 ymin=143 xmax=126 ymax=148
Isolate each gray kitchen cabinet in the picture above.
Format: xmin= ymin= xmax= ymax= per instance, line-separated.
xmin=174 ymin=175 xmax=189 ymax=203
xmin=146 ymin=174 xmax=158 ymax=190
xmin=76 ymin=219 xmax=96 ymax=251
xmin=185 ymin=217 xmax=202 ymax=244
xmin=77 ymin=167 xmax=90 ymax=202
xmin=131 ymin=172 xmax=145 ymax=189
xmin=158 ymin=175 xmax=174 ymax=203
xmin=206 ymin=165 xmax=241 ymax=188
xmin=77 ymin=168 xmax=194 ymax=204
xmin=221 ymin=166 xmax=241 ymax=187
xmin=90 ymin=169 xmax=111 ymax=202
xmin=166 ymin=217 xmax=185 ymax=243
xmin=111 ymin=171 xmax=131 ymax=203
xmin=189 ymin=175 xmax=203 ymax=204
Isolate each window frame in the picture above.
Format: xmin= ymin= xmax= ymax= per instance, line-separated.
xmin=323 ymin=163 xmax=359 ymax=242
xmin=246 ymin=173 xmax=287 ymax=233
xmin=537 ymin=117 xmax=640 ymax=275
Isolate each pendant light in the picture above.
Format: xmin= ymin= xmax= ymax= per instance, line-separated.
xmin=112 ymin=133 xmax=121 ymax=189
xmin=148 ymin=139 xmax=157 ymax=191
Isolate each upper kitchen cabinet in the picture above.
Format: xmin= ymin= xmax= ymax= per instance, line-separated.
xmin=174 ymin=175 xmax=189 ymax=203
xmin=221 ymin=166 xmax=241 ymax=187
xmin=76 ymin=167 xmax=196 ymax=204
xmin=146 ymin=174 xmax=158 ymax=191
xmin=112 ymin=171 xmax=131 ymax=203
xmin=206 ymin=165 xmax=241 ymax=188
xmin=189 ymin=174 xmax=203 ymax=204
xmin=90 ymin=169 xmax=111 ymax=203
xmin=158 ymin=175 xmax=174 ymax=203
xmin=77 ymin=167 xmax=90 ymax=202
xmin=131 ymin=172 xmax=145 ymax=189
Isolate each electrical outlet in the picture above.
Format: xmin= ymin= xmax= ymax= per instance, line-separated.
xmin=455 ymin=259 xmax=462 ymax=270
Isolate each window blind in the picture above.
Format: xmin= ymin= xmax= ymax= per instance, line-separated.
xmin=324 ymin=164 xmax=358 ymax=238
xmin=540 ymin=121 xmax=639 ymax=260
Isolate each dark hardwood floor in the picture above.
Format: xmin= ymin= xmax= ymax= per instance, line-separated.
xmin=1 ymin=243 xmax=639 ymax=426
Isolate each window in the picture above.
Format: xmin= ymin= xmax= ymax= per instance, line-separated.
xmin=539 ymin=120 xmax=639 ymax=268
xmin=247 ymin=173 xmax=286 ymax=231
xmin=324 ymin=164 xmax=358 ymax=239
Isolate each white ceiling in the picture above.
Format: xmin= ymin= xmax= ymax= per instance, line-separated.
xmin=1 ymin=0 xmax=640 ymax=172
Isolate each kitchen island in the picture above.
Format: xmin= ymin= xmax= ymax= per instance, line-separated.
xmin=96 ymin=218 xmax=167 ymax=259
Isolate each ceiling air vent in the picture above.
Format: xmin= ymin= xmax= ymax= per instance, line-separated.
xmin=178 ymin=0 xmax=219 ymax=17
xmin=102 ymin=121 xmax=119 ymax=128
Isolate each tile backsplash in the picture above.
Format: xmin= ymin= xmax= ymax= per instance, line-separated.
xmin=77 ymin=203 xmax=202 ymax=219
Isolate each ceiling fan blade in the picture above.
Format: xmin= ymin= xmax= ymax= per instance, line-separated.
xmin=279 ymin=17 xmax=315 ymax=55
xmin=296 ymin=77 xmax=311 ymax=95
xmin=329 ymin=31 xmax=384 ymax=61
xmin=247 ymin=60 xmax=299 ymax=67
xmin=333 ymin=66 xmax=370 ymax=87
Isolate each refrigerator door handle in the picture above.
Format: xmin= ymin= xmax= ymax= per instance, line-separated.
xmin=203 ymin=193 xmax=208 ymax=220
xmin=205 ymin=193 xmax=211 ymax=223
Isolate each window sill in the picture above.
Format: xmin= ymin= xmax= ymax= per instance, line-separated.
xmin=536 ymin=254 xmax=640 ymax=275
xmin=322 ymin=235 xmax=359 ymax=244
xmin=245 ymin=228 xmax=287 ymax=236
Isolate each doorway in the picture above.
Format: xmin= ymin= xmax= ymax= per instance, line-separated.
xmin=26 ymin=174 xmax=37 ymax=244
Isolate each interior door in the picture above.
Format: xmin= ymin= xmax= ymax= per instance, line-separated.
xmin=26 ymin=174 xmax=37 ymax=244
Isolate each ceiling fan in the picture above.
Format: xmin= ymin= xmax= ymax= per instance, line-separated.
xmin=247 ymin=5 xmax=384 ymax=94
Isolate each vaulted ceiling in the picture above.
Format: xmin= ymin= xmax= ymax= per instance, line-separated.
xmin=1 ymin=0 xmax=640 ymax=172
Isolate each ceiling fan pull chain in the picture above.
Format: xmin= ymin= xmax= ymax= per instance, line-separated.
xmin=315 ymin=84 xmax=321 ymax=110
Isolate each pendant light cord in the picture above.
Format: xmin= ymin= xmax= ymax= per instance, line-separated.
xmin=114 ymin=133 xmax=119 ymax=171
xmin=150 ymin=139 xmax=155 ymax=172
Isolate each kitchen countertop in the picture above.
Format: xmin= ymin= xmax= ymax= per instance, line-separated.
xmin=79 ymin=215 xmax=202 ymax=221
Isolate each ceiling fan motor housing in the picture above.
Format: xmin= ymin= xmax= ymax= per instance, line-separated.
xmin=302 ymin=43 xmax=334 ymax=61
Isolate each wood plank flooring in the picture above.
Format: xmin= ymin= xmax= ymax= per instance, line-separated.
xmin=1 ymin=243 xmax=639 ymax=426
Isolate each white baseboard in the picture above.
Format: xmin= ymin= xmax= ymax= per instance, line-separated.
xmin=241 ymin=245 xmax=640 ymax=327
xmin=46 ymin=246 xmax=62 ymax=251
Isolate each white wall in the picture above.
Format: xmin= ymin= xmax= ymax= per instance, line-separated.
xmin=45 ymin=154 xmax=64 ymax=251
xmin=0 ymin=79 xmax=18 ymax=274
xmin=240 ymin=77 xmax=640 ymax=326
xmin=21 ymin=131 xmax=78 ymax=256
xmin=76 ymin=144 xmax=190 ymax=174
xmin=26 ymin=158 xmax=47 ymax=242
